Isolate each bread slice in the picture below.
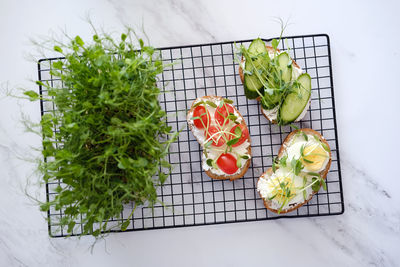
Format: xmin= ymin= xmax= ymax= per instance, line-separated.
xmin=239 ymin=45 xmax=305 ymax=124
xmin=187 ymin=95 xmax=251 ymax=181
xmin=257 ymin=128 xmax=332 ymax=214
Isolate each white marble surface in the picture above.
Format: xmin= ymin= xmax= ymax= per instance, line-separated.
xmin=1 ymin=0 xmax=399 ymax=266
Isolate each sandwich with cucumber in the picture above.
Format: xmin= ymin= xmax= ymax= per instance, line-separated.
xmin=257 ymin=128 xmax=331 ymax=214
xmin=239 ymin=38 xmax=311 ymax=125
xmin=187 ymin=96 xmax=251 ymax=180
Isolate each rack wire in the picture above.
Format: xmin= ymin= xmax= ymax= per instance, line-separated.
xmin=38 ymin=34 xmax=344 ymax=237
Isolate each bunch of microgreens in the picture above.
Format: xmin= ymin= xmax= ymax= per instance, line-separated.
xmin=268 ymin=128 xmax=329 ymax=213
xmin=24 ymin=28 xmax=178 ymax=237
xmin=236 ymin=24 xmax=308 ymax=125
xmin=190 ymin=99 xmax=249 ymax=170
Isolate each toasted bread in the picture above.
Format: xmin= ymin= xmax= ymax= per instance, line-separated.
xmin=257 ymin=128 xmax=332 ymax=213
xmin=187 ymin=95 xmax=251 ymax=181
xmin=239 ymin=45 xmax=305 ymax=124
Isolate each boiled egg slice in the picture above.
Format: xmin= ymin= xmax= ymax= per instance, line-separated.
xmin=285 ymin=134 xmax=329 ymax=173
xmin=258 ymin=167 xmax=313 ymax=211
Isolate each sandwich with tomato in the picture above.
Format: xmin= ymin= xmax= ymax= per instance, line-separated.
xmin=187 ymin=96 xmax=251 ymax=180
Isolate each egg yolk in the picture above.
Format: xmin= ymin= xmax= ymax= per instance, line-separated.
xmin=301 ymin=144 xmax=328 ymax=172
xmin=268 ymin=176 xmax=295 ymax=203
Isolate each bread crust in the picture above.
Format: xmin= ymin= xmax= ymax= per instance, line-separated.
xmin=260 ymin=106 xmax=278 ymax=124
xmin=187 ymin=95 xmax=251 ymax=181
xmin=239 ymin=45 xmax=301 ymax=124
xmin=257 ymin=128 xmax=332 ymax=214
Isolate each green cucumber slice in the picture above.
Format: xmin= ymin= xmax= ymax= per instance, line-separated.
xmin=279 ymin=73 xmax=311 ymax=124
xmin=244 ymin=76 xmax=263 ymax=99
xmin=244 ymin=60 xmax=263 ymax=99
xmin=248 ymin=38 xmax=267 ymax=56
xmin=277 ymin=52 xmax=292 ymax=82
xmin=243 ymin=39 xmax=269 ymax=99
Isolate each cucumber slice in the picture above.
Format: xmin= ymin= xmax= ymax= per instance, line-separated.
xmin=244 ymin=58 xmax=264 ymax=99
xmin=279 ymin=73 xmax=311 ymax=124
xmin=248 ymin=38 xmax=267 ymax=56
xmin=244 ymin=38 xmax=268 ymax=99
xmin=277 ymin=52 xmax=292 ymax=82
xmin=244 ymin=73 xmax=263 ymax=99
xmin=243 ymin=39 xmax=269 ymax=99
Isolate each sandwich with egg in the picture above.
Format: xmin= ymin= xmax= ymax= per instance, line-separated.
xmin=257 ymin=128 xmax=331 ymax=213
xmin=187 ymin=96 xmax=251 ymax=180
xmin=238 ymin=38 xmax=311 ymax=125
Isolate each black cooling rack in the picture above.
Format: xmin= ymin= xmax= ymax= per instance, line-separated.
xmin=38 ymin=33 xmax=344 ymax=237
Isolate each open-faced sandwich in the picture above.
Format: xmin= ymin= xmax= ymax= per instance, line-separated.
xmin=257 ymin=128 xmax=331 ymax=214
xmin=238 ymin=38 xmax=312 ymax=125
xmin=187 ymin=96 xmax=251 ymax=180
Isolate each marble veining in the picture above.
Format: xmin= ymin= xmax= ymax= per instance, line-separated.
xmin=345 ymin=160 xmax=391 ymax=199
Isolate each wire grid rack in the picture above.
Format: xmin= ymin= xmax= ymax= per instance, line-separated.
xmin=38 ymin=33 xmax=344 ymax=237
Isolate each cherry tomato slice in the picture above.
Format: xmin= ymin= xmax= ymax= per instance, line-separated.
xmin=229 ymin=123 xmax=249 ymax=147
xmin=193 ymin=105 xmax=210 ymax=129
xmin=216 ymin=153 xmax=239 ymax=174
xmin=214 ymin=103 xmax=234 ymax=127
xmin=205 ymin=125 xmax=226 ymax=147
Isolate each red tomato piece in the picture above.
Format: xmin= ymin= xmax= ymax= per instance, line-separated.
xmin=193 ymin=105 xmax=210 ymax=129
xmin=214 ymin=103 xmax=234 ymax=127
xmin=229 ymin=124 xmax=249 ymax=147
xmin=216 ymin=153 xmax=239 ymax=174
xmin=205 ymin=126 xmax=225 ymax=147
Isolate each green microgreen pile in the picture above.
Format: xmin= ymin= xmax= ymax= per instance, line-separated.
xmin=24 ymin=29 xmax=178 ymax=237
